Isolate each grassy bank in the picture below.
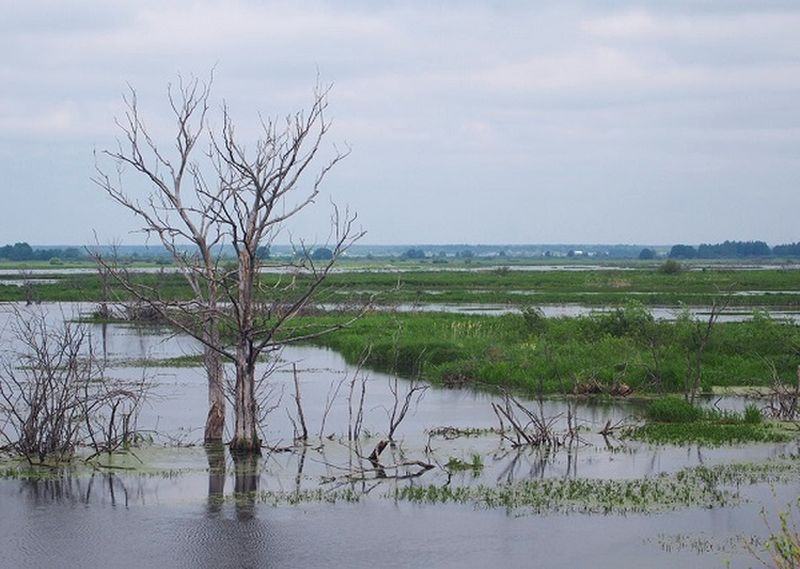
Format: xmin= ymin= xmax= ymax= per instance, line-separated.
xmin=290 ymin=306 xmax=800 ymax=395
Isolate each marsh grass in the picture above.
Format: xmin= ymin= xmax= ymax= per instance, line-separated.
xmin=293 ymin=309 xmax=800 ymax=395
xmin=634 ymin=398 xmax=787 ymax=444
xmin=628 ymin=423 xmax=791 ymax=445
xmin=646 ymin=397 xmax=703 ymax=422
xmin=2 ymin=265 xmax=800 ymax=307
xmin=396 ymin=458 xmax=800 ymax=514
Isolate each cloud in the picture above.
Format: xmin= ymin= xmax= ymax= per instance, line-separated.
xmin=1 ymin=1 xmax=799 ymax=244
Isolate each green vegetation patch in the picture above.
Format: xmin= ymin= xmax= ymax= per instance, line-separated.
xmin=396 ymin=458 xmax=800 ymax=514
xmin=445 ymin=454 xmax=484 ymax=473
xmin=646 ymin=397 xmax=703 ymax=422
xmin=3 ymin=264 xmax=800 ymax=307
xmin=634 ymin=397 xmax=789 ymax=444
xmin=111 ymin=354 xmax=206 ymax=368
xmin=627 ymin=422 xmax=792 ymax=446
xmin=293 ymin=307 xmax=800 ymax=395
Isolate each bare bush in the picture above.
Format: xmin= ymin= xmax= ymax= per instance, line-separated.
xmin=765 ymin=364 xmax=800 ymax=421
xmin=491 ymin=391 xmax=575 ymax=449
xmin=0 ymin=309 xmax=149 ymax=463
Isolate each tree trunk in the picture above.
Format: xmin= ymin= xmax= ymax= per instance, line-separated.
xmin=203 ymin=346 xmax=225 ymax=444
xmin=229 ymin=250 xmax=261 ymax=453
xmin=202 ymin=302 xmax=225 ymax=443
xmin=230 ymin=354 xmax=260 ymax=453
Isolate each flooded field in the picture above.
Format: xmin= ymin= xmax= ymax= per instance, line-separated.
xmin=372 ymin=301 xmax=800 ymax=323
xmin=1 ymin=304 xmax=798 ymax=568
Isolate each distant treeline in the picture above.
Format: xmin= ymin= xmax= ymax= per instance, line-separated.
xmin=669 ymin=240 xmax=800 ymax=259
xmin=0 ymin=242 xmax=83 ymax=262
xmin=2 ymin=239 xmax=799 ymax=262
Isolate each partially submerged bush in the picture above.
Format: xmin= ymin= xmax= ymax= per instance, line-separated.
xmin=0 ymin=309 xmax=149 ymax=463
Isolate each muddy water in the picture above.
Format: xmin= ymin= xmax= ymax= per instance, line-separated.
xmin=0 ymin=303 xmax=798 ymax=568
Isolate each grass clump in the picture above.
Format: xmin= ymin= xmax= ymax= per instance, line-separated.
xmin=744 ymin=403 xmax=763 ymax=424
xmin=646 ymin=397 xmax=702 ymax=423
xmin=445 ymin=454 xmax=484 ymax=473
xmin=629 ymin=422 xmax=791 ymax=446
xmin=635 ymin=397 xmax=783 ymax=445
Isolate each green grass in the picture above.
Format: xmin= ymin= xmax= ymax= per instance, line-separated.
xmin=646 ymin=397 xmax=703 ymax=422
xmin=627 ymin=422 xmax=791 ymax=445
xmin=630 ymin=397 xmax=789 ymax=445
xmin=290 ymin=307 xmax=800 ymax=395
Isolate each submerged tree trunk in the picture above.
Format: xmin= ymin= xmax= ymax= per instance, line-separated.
xmin=203 ymin=298 xmax=226 ymax=443
xmin=203 ymin=347 xmax=225 ymax=443
xmin=231 ymin=356 xmax=260 ymax=453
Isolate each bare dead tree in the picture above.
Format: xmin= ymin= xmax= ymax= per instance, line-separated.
xmin=92 ymin=76 xmax=227 ymax=444
xmin=386 ymin=376 xmax=428 ymax=441
xmin=347 ymin=348 xmax=371 ymax=445
xmin=318 ymin=371 xmax=347 ymax=440
xmin=93 ymin=75 xmax=365 ymax=453
xmin=764 ymin=363 xmax=800 ymax=421
xmin=681 ymin=293 xmax=730 ymax=404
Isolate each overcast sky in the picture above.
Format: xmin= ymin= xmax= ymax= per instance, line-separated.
xmin=2 ymin=0 xmax=799 ymax=246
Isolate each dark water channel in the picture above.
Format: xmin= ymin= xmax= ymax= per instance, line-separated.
xmin=0 ymin=304 xmax=798 ymax=568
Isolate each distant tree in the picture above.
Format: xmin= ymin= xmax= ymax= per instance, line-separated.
xmin=256 ymin=245 xmax=270 ymax=260
xmin=402 ymin=248 xmax=426 ymax=260
xmin=63 ymin=248 xmax=81 ymax=260
xmin=773 ymin=242 xmax=800 ymax=257
xmin=10 ymin=242 xmax=33 ymax=261
xmin=457 ymin=249 xmax=474 ymax=259
xmin=638 ymin=248 xmax=656 ymax=260
xmin=669 ymin=245 xmax=697 ymax=259
xmin=311 ymin=247 xmax=334 ymax=261
xmin=697 ymin=240 xmax=772 ymax=259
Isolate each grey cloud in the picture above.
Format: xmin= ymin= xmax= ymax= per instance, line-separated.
xmin=1 ymin=0 xmax=798 ymax=245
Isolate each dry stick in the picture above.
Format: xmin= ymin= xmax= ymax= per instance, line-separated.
xmin=291 ymin=363 xmax=308 ymax=442
xmin=348 ymin=347 xmax=371 ymax=443
xmin=387 ymin=376 xmax=429 ymax=442
xmin=318 ymin=372 xmax=346 ymax=440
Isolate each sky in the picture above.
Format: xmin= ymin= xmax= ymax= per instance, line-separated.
xmin=2 ymin=0 xmax=799 ymax=246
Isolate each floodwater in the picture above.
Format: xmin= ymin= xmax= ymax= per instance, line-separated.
xmin=0 ymin=303 xmax=798 ymax=568
xmin=379 ymin=301 xmax=800 ymax=322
